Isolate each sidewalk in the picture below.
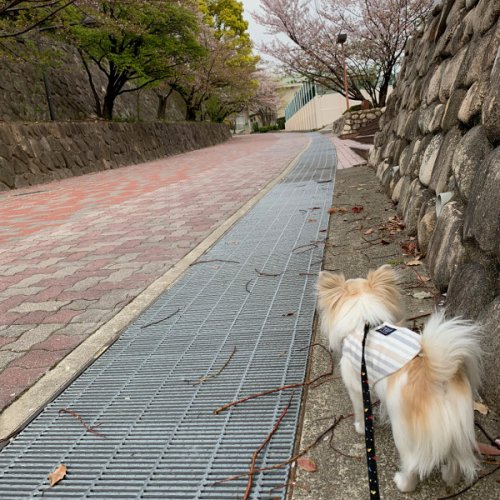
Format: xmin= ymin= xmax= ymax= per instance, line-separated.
xmin=289 ymin=161 xmax=499 ymax=499
xmin=0 ymin=133 xmax=309 ymax=429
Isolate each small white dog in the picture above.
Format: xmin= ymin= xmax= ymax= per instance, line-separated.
xmin=316 ymin=265 xmax=482 ymax=492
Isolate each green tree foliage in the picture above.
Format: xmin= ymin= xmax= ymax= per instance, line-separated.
xmin=0 ymin=1 xmax=78 ymax=59
xmin=68 ymin=0 xmax=203 ymax=119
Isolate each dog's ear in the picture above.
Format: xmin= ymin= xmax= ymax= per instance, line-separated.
xmin=317 ymin=271 xmax=345 ymax=292
xmin=367 ymin=264 xmax=399 ymax=289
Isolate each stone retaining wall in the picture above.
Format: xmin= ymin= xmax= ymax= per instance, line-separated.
xmin=368 ymin=0 xmax=499 ymax=411
xmin=0 ymin=121 xmax=231 ymax=190
xmin=0 ymin=42 xmax=185 ymax=122
xmin=332 ymin=108 xmax=383 ymax=135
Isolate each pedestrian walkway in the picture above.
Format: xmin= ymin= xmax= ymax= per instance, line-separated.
xmin=0 ymin=133 xmax=309 ymax=419
xmin=330 ymin=136 xmax=367 ymax=169
xmin=0 ymin=133 xmax=336 ymax=498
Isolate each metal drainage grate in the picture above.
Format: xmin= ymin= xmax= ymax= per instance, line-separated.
xmin=0 ymin=133 xmax=337 ymax=499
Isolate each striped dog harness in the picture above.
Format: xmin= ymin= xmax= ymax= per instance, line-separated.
xmin=343 ymin=323 xmax=422 ymax=386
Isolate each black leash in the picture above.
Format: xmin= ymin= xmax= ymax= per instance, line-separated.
xmin=361 ymin=322 xmax=380 ymax=499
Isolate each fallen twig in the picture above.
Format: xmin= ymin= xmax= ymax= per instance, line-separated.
xmin=255 ymin=268 xmax=282 ymax=277
xmin=268 ymin=480 xmax=311 ymax=496
xmin=245 ymin=279 xmax=253 ymax=293
xmin=361 ymin=234 xmax=381 ymax=246
xmin=475 ymin=422 xmax=500 ymax=449
xmin=406 ymin=313 xmax=431 ymax=322
xmin=58 ymin=408 xmax=105 ymax=438
xmin=410 ymin=267 xmax=432 ymax=286
xmin=243 ymin=394 xmax=295 ymax=500
xmin=215 ymin=414 xmax=352 ymax=486
xmin=292 ymin=243 xmax=318 ymax=253
xmin=370 ymin=253 xmax=398 ymax=259
xmin=299 ymin=272 xmax=317 ymax=276
xmin=316 ymin=179 xmax=332 ymax=183
xmin=185 ymin=347 xmax=237 ymax=386
xmin=189 ymin=259 xmax=240 ymax=266
xmin=328 ymin=423 xmax=362 ymax=461
xmin=214 ymin=343 xmax=334 ymax=415
xmin=437 ymin=465 xmax=500 ymax=499
xmin=141 ymin=308 xmax=181 ymax=329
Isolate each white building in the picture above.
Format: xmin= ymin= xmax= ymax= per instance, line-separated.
xmin=284 ymin=81 xmax=364 ymax=131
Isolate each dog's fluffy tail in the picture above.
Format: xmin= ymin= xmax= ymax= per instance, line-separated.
xmin=420 ymin=311 xmax=482 ymax=395
xmin=394 ymin=311 xmax=482 ymax=484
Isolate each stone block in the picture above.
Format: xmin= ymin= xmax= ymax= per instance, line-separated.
xmin=458 ymin=71 xmax=490 ymax=125
xmin=463 ymin=25 xmax=496 ymax=86
xmin=465 ymin=0 xmax=479 ymax=9
xmin=440 ymin=88 xmax=467 ymax=131
xmin=481 ymin=47 xmax=500 ymax=141
xmin=463 ymin=147 xmax=500 ymax=259
xmin=475 ymin=0 xmax=500 ymax=34
xmin=404 ymin=184 xmax=434 ymax=236
xmin=418 ymin=102 xmax=445 ymax=134
xmin=398 ymin=145 xmax=412 ymax=175
xmin=0 ymin=162 xmax=15 ymax=188
xmin=391 ymin=177 xmax=404 ymax=203
xmin=426 ymin=64 xmax=445 ymax=104
xmin=429 ymin=127 xmax=463 ymax=194
xmin=446 ymin=262 xmax=496 ymax=319
xmin=438 ymin=46 xmax=468 ymax=102
xmin=417 ymin=200 xmax=437 ymax=256
xmin=396 ymin=175 xmax=413 ymax=216
xmin=409 ymin=134 xmax=432 ymax=177
xmin=376 ymin=160 xmax=390 ymax=180
xmin=452 ymin=125 xmax=493 ymax=201
xmin=477 ymin=297 xmax=500 ymax=414
xmin=427 ymin=201 xmax=467 ymax=291
xmin=428 ymin=103 xmax=445 ymax=132
xmin=419 ymin=133 xmax=444 ymax=186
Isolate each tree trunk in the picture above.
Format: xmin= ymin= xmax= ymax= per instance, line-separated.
xmin=102 ymin=92 xmax=116 ymax=120
xmin=378 ymin=74 xmax=391 ymax=108
xmin=79 ymin=50 xmax=102 ymax=118
xmin=185 ymin=105 xmax=197 ymax=121
xmin=157 ymin=95 xmax=167 ymax=120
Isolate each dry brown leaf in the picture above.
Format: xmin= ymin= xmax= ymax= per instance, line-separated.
xmin=364 ymin=228 xmax=374 ymax=235
xmin=474 ymin=401 xmax=489 ymax=415
xmin=351 ymin=205 xmax=364 ymax=213
xmin=296 ymin=456 xmax=317 ymax=472
xmin=48 ymin=464 xmax=67 ymax=487
xmin=328 ymin=207 xmax=348 ymax=214
xmin=406 ymin=260 xmax=422 ymax=266
xmin=478 ymin=442 xmax=500 ymax=456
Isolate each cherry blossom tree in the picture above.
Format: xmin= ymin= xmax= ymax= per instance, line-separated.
xmin=164 ymin=0 xmax=259 ymax=121
xmin=254 ymin=0 xmax=432 ymax=107
xmin=248 ymin=68 xmax=280 ymax=126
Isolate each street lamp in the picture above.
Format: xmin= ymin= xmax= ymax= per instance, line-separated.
xmin=336 ymin=33 xmax=350 ymax=111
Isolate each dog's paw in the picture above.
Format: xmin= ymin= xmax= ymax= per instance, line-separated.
xmin=394 ymin=471 xmax=417 ymax=492
xmin=354 ymin=421 xmax=364 ymax=435
xmin=441 ymin=463 xmax=460 ymax=487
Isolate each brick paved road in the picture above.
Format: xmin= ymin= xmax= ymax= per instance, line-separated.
xmin=0 ymin=133 xmax=309 ymax=413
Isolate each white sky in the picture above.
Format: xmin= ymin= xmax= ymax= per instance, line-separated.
xmin=240 ymin=0 xmax=270 ymax=49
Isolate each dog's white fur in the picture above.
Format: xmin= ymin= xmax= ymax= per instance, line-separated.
xmin=316 ymin=265 xmax=482 ymax=492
